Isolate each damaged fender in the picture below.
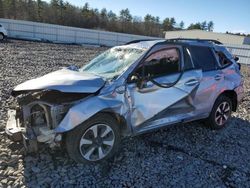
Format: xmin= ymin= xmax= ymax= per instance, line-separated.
xmin=54 ymin=90 xmax=130 ymax=133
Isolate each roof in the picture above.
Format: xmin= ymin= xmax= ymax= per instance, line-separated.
xmin=125 ymin=38 xmax=223 ymax=48
xmin=164 ymin=29 xmax=250 ymax=45
xmin=121 ymin=39 xmax=165 ymax=50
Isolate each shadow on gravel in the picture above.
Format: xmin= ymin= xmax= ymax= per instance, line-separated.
xmin=0 ymin=39 xmax=12 ymax=44
xmin=8 ymin=142 xmax=23 ymax=151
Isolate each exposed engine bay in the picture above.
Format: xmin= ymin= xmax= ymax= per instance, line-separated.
xmin=6 ymin=90 xmax=90 ymax=152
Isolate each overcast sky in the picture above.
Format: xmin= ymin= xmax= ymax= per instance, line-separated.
xmin=44 ymin=0 xmax=250 ymax=34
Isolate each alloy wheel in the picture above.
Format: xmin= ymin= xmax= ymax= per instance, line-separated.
xmin=79 ymin=123 xmax=115 ymax=161
xmin=215 ymin=101 xmax=231 ymax=126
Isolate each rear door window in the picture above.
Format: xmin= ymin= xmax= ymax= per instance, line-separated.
xmin=188 ymin=46 xmax=217 ymax=71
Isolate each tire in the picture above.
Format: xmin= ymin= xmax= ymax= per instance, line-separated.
xmin=206 ymin=95 xmax=232 ymax=130
xmin=65 ymin=113 xmax=121 ymax=164
xmin=0 ymin=33 xmax=4 ymax=41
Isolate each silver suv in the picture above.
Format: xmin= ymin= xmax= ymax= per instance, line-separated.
xmin=6 ymin=39 xmax=244 ymax=163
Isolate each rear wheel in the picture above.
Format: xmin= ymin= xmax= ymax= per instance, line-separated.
xmin=65 ymin=114 xmax=121 ymax=163
xmin=206 ymin=95 xmax=232 ymax=129
xmin=0 ymin=33 xmax=4 ymax=41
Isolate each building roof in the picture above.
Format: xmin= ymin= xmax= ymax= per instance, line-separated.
xmin=164 ymin=29 xmax=250 ymax=45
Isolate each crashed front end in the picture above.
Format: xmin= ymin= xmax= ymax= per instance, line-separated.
xmin=6 ymin=90 xmax=90 ymax=152
xmin=5 ymin=68 xmax=106 ymax=152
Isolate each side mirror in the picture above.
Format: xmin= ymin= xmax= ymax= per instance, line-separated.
xmin=136 ymin=78 xmax=148 ymax=89
xmin=130 ymin=75 xmax=139 ymax=82
xmin=129 ymin=74 xmax=147 ymax=89
xmin=234 ymin=56 xmax=239 ymax=62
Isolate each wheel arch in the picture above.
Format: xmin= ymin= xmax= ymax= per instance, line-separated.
xmin=55 ymin=96 xmax=131 ymax=135
xmin=0 ymin=32 xmax=5 ymax=39
xmin=217 ymin=90 xmax=238 ymax=111
xmin=97 ymin=109 xmax=131 ymax=137
xmin=61 ymin=110 xmax=130 ymax=150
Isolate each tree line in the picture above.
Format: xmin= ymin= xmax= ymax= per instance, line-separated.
xmin=0 ymin=0 xmax=215 ymax=37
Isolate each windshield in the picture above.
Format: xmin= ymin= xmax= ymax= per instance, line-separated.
xmin=80 ymin=47 xmax=146 ymax=79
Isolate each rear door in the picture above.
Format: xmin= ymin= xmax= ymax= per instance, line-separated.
xmin=126 ymin=46 xmax=202 ymax=133
xmin=187 ymin=45 xmax=223 ymax=116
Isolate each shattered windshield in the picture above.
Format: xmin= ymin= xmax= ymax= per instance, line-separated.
xmin=80 ymin=47 xmax=146 ymax=79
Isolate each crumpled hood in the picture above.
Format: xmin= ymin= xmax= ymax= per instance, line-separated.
xmin=13 ymin=69 xmax=105 ymax=94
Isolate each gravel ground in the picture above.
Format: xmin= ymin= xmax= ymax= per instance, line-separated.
xmin=0 ymin=40 xmax=250 ymax=188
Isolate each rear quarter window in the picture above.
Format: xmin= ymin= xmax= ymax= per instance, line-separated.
xmin=214 ymin=51 xmax=233 ymax=67
xmin=222 ymin=48 xmax=234 ymax=60
xmin=188 ymin=46 xmax=217 ymax=71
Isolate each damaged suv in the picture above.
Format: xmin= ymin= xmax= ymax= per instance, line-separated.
xmin=6 ymin=39 xmax=244 ymax=163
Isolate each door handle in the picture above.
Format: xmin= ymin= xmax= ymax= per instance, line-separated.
xmin=214 ymin=74 xmax=223 ymax=81
xmin=184 ymin=79 xmax=199 ymax=86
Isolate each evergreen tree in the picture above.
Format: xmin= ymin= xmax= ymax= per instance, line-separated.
xmin=207 ymin=21 xmax=214 ymax=31
xmin=0 ymin=0 xmax=216 ymax=37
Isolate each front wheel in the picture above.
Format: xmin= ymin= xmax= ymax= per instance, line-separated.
xmin=206 ymin=95 xmax=232 ymax=129
xmin=65 ymin=114 xmax=121 ymax=164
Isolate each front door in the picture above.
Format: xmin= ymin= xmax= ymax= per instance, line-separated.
xmin=127 ymin=47 xmax=202 ymax=133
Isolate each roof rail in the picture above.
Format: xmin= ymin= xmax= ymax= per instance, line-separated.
xmin=125 ymin=39 xmax=158 ymax=45
xmin=166 ymin=38 xmax=223 ymax=45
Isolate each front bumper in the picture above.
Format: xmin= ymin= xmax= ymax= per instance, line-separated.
xmin=5 ymin=110 xmax=24 ymax=142
xmin=5 ymin=109 xmax=61 ymax=152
